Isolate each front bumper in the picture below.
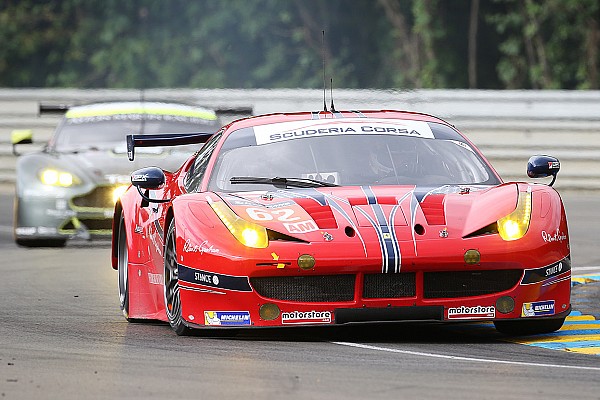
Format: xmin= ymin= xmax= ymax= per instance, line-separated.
xmin=176 ymin=258 xmax=571 ymax=328
xmin=15 ymin=185 xmax=123 ymax=241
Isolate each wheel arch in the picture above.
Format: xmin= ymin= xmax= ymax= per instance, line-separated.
xmin=164 ymin=206 xmax=175 ymax=245
xmin=111 ymin=200 xmax=124 ymax=270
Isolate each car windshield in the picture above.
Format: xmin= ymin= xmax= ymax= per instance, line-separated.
xmin=52 ymin=115 xmax=219 ymax=152
xmin=208 ymin=120 xmax=500 ymax=192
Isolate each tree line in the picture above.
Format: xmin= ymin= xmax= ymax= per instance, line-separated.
xmin=1 ymin=0 xmax=598 ymax=89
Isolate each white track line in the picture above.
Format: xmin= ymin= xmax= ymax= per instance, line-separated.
xmin=332 ymin=341 xmax=600 ymax=371
xmin=573 ymin=266 xmax=600 ymax=272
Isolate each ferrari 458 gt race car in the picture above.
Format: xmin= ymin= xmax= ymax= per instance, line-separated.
xmin=112 ymin=110 xmax=570 ymax=336
xmin=13 ymin=101 xmax=221 ymax=247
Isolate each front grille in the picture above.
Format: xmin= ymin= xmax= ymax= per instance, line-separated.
xmin=250 ymin=275 xmax=355 ymax=302
xmin=363 ymin=273 xmax=416 ymax=298
xmin=72 ymin=186 xmax=116 ymax=209
xmin=79 ymin=218 xmax=113 ymax=231
xmin=423 ymin=270 xmax=522 ymax=299
xmin=60 ymin=218 xmax=112 ymax=233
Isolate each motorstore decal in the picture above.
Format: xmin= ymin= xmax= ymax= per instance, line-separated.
xmin=521 ymin=300 xmax=555 ymax=317
xmin=447 ymin=305 xmax=495 ymax=320
xmin=253 ymin=118 xmax=435 ymax=145
xmin=204 ymin=311 xmax=251 ymax=326
xmin=281 ymin=311 xmax=332 ymax=325
xmin=521 ymin=256 xmax=571 ymax=285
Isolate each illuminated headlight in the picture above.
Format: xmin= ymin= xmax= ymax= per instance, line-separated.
xmin=40 ymin=168 xmax=79 ymax=187
xmin=497 ymin=190 xmax=532 ymax=241
xmin=210 ymin=201 xmax=268 ymax=248
xmin=112 ymin=185 xmax=129 ymax=203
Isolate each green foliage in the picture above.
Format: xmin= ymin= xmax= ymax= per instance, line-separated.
xmin=489 ymin=0 xmax=600 ymax=89
xmin=0 ymin=0 xmax=597 ymax=89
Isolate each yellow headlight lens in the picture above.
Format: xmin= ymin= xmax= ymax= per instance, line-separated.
xmin=41 ymin=169 xmax=59 ymax=185
xmin=112 ymin=185 xmax=129 ymax=203
xmin=210 ymin=201 xmax=268 ymax=248
xmin=241 ymin=228 xmax=262 ymax=247
xmin=497 ymin=190 xmax=532 ymax=241
xmin=40 ymin=169 xmax=78 ymax=187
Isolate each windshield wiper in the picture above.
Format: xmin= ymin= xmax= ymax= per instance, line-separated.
xmin=230 ymin=176 xmax=338 ymax=188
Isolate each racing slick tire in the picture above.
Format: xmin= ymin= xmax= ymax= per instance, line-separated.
xmin=164 ymin=219 xmax=193 ymax=336
xmin=15 ymin=238 xmax=67 ymax=248
xmin=493 ymin=316 xmax=566 ymax=336
xmin=117 ymin=214 xmax=133 ymax=321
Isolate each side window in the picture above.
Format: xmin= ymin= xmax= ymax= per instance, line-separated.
xmin=185 ymin=133 xmax=222 ymax=192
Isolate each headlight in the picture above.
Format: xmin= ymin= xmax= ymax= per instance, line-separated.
xmin=112 ymin=185 xmax=129 ymax=203
xmin=497 ymin=190 xmax=532 ymax=241
xmin=210 ymin=201 xmax=268 ymax=248
xmin=39 ymin=168 xmax=80 ymax=187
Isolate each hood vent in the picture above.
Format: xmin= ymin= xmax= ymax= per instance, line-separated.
xmin=420 ymin=194 xmax=446 ymax=225
xmin=294 ymin=198 xmax=337 ymax=229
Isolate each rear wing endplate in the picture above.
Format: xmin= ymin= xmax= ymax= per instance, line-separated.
xmin=126 ymin=132 xmax=213 ymax=161
xmin=39 ymin=103 xmax=71 ymax=116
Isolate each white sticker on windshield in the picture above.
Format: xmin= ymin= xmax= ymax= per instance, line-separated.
xmin=448 ymin=140 xmax=476 ymax=153
xmin=253 ymin=118 xmax=434 ymax=145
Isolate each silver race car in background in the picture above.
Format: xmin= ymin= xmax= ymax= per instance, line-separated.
xmin=12 ymin=101 xmax=222 ymax=247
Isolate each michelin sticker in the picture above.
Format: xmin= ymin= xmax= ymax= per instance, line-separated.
xmin=253 ymin=118 xmax=435 ymax=145
xmin=521 ymin=300 xmax=555 ymax=317
xmin=204 ymin=311 xmax=251 ymax=326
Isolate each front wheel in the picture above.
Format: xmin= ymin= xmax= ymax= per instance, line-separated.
xmin=117 ymin=214 xmax=132 ymax=320
xmin=16 ymin=238 xmax=67 ymax=248
xmin=493 ymin=317 xmax=566 ymax=336
xmin=164 ymin=219 xmax=192 ymax=336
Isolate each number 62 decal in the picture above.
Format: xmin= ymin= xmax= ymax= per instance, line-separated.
xmin=246 ymin=207 xmax=301 ymax=222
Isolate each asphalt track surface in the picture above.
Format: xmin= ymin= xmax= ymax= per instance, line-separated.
xmin=1 ymin=191 xmax=599 ymax=399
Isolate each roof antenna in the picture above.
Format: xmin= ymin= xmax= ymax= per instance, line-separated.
xmin=140 ymin=88 xmax=146 ymax=134
xmin=330 ymin=78 xmax=336 ymax=113
xmin=322 ymin=30 xmax=328 ymax=112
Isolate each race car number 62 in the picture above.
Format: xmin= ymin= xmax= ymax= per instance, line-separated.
xmin=246 ymin=207 xmax=300 ymax=222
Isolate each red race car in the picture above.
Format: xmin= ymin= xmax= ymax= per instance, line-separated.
xmin=111 ymin=110 xmax=570 ymax=336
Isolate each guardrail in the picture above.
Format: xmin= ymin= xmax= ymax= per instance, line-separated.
xmin=1 ymin=88 xmax=598 ymax=191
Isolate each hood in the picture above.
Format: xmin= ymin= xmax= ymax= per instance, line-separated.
xmin=218 ymin=184 xmax=519 ymax=241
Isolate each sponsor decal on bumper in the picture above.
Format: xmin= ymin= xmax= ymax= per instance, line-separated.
xmin=521 ymin=300 xmax=555 ymax=317
xmin=447 ymin=305 xmax=495 ymax=320
xmin=204 ymin=311 xmax=251 ymax=326
xmin=15 ymin=227 xmax=58 ymax=235
xmin=521 ymin=256 xmax=571 ymax=285
xmin=281 ymin=310 xmax=332 ymax=325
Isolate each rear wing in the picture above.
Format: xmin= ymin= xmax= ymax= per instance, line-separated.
xmin=126 ymin=132 xmax=214 ymax=161
xmin=39 ymin=103 xmax=70 ymax=116
xmin=38 ymin=102 xmax=253 ymax=118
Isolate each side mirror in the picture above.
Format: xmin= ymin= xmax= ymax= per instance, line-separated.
xmin=131 ymin=167 xmax=171 ymax=205
xmin=131 ymin=166 xmax=165 ymax=190
xmin=11 ymin=129 xmax=33 ymax=156
xmin=527 ymin=155 xmax=560 ymax=186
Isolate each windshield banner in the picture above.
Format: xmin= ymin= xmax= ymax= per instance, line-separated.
xmin=253 ymin=118 xmax=434 ymax=145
